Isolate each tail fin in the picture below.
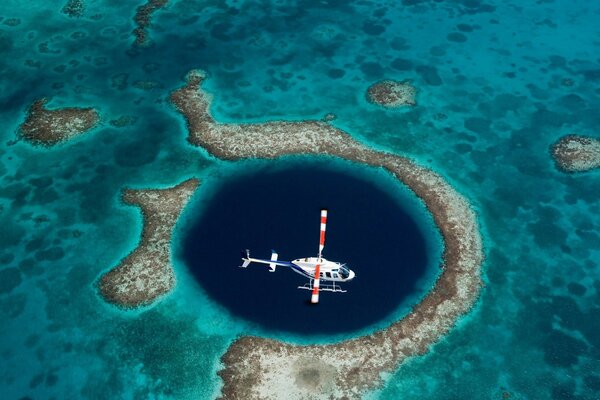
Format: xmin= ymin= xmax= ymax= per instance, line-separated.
xmin=269 ymin=250 xmax=278 ymax=272
xmin=239 ymin=249 xmax=251 ymax=268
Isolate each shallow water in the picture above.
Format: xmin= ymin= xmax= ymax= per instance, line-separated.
xmin=1 ymin=0 xmax=599 ymax=399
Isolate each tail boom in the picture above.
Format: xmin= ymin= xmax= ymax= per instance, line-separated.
xmin=239 ymin=250 xmax=292 ymax=272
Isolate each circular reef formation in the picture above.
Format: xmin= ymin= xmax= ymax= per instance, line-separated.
xmin=169 ymin=70 xmax=483 ymax=399
xmin=366 ymin=79 xmax=417 ymax=108
xmin=18 ymin=98 xmax=99 ymax=146
xmin=97 ymin=69 xmax=483 ymax=399
xmin=551 ymin=134 xmax=600 ymax=173
xmin=182 ymin=160 xmax=437 ymax=335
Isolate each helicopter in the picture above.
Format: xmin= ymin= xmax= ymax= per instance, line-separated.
xmin=239 ymin=209 xmax=356 ymax=304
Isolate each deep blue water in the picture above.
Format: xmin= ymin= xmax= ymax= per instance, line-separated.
xmin=1 ymin=0 xmax=600 ymax=399
xmin=182 ymin=159 xmax=433 ymax=335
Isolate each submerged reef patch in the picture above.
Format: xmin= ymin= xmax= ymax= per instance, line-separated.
xmin=132 ymin=0 xmax=169 ymax=47
xmin=61 ymin=0 xmax=84 ymax=18
xmin=171 ymin=70 xmax=483 ymax=399
xmin=18 ymin=98 xmax=99 ymax=146
xmin=366 ymin=79 xmax=417 ymax=108
xmin=551 ymin=135 xmax=600 ymax=173
xmin=98 ymin=179 xmax=198 ymax=308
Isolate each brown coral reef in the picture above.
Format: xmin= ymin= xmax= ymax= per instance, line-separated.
xmin=551 ymin=134 xmax=600 ymax=173
xmin=19 ymin=98 xmax=99 ymax=146
xmin=61 ymin=0 xmax=84 ymax=18
xmin=98 ymin=179 xmax=199 ymax=308
xmin=366 ymin=79 xmax=417 ymax=108
xmin=132 ymin=0 xmax=169 ymax=47
xmin=171 ymin=70 xmax=483 ymax=399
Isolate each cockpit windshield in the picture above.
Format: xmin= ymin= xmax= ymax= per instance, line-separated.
xmin=339 ymin=265 xmax=350 ymax=279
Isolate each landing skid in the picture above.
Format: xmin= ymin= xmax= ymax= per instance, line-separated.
xmin=298 ymin=280 xmax=347 ymax=293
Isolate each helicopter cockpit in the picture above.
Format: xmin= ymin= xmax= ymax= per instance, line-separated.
xmin=338 ymin=265 xmax=351 ymax=279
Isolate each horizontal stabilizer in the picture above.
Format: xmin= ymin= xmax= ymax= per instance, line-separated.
xmin=269 ymin=251 xmax=278 ymax=272
xmin=239 ymin=249 xmax=251 ymax=268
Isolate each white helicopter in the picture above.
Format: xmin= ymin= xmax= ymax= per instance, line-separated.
xmin=239 ymin=209 xmax=356 ymax=303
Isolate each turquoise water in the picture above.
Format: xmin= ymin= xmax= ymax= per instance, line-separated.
xmin=1 ymin=0 xmax=599 ymax=398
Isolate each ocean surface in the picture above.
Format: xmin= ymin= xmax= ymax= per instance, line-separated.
xmin=0 ymin=0 xmax=599 ymax=399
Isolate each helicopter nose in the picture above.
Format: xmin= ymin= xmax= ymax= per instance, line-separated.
xmin=348 ymin=270 xmax=356 ymax=280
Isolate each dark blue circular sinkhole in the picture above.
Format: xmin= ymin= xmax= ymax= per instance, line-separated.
xmin=182 ymin=159 xmax=437 ymax=335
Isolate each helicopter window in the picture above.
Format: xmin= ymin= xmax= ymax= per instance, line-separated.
xmin=339 ymin=266 xmax=350 ymax=279
xmin=325 ymin=272 xmax=332 ymax=278
xmin=319 ymin=272 xmax=324 ymax=278
xmin=332 ymin=273 xmax=339 ymax=279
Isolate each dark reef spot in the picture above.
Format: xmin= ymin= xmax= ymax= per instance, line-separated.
xmin=25 ymin=334 xmax=40 ymax=348
xmin=478 ymin=93 xmax=526 ymax=118
xmin=543 ymin=330 xmax=586 ymax=368
xmin=401 ymin=0 xmax=429 ymax=5
xmin=35 ymin=247 xmax=65 ymax=262
xmin=0 ymin=33 xmax=13 ymax=52
xmin=581 ymin=69 xmax=600 ymax=82
xmin=32 ymin=187 xmax=60 ymax=204
xmin=584 ymin=375 xmax=600 ymax=391
xmin=111 ymin=73 xmax=129 ymax=91
xmin=25 ymin=237 xmax=47 ymax=252
xmin=362 ymin=20 xmax=386 ymax=36
xmin=0 ymin=293 xmax=26 ymax=318
xmin=389 ymin=37 xmax=410 ymax=51
xmin=29 ymin=176 xmax=53 ymax=189
xmin=528 ymin=218 xmax=568 ymax=249
xmin=556 ymin=93 xmax=586 ymax=111
xmin=391 ymin=58 xmax=413 ymax=71
xmin=526 ymin=84 xmax=550 ymax=100
xmin=464 ymin=117 xmax=491 ymax=134
xmin=29 ymin=373 xmax=44 ymax=389
xmin=45 ymin=373 xmax=59 ymax=387
xmin=429 ymin=45 xmax=446 ymax=57
xmin=0 ymin=252 xmax=15 ymax=265
xmin=416 ymin=65 xmax=443 ymax=86
xmin=18 ymin=258 xmax=38 ymax=276
xmin=327 ymin=68 xmax=345 ymax=79
xmin=454 ymin=143 xmax=473 ymax=153
xmin=567 ymin=282 xmax=586 ymax=296
xmin=447 ymin=32 xmax=468 ymax=43
xmin=0 ymin=267 xmax=22 ymax=295
xmin=457 ymin=23 xmax=474 ymax=32
xmin=360 ymin=62 xmax=384 ymax=78
xmin=114 ymin=139 xmax=160 ymax=167
xmin=548 ymin=55 xmax=567 ymax=68
xmin=3 ymin=18 xmax=21 ymax=27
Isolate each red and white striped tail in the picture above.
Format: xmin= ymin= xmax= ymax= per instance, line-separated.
xmin=311 ymin=264 xmax=320 ymax=304
xmin=318 ymin=209 xmax=327 ymax=259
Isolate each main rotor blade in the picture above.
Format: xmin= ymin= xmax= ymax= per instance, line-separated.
xmin=311 ymin=264 xmax=320 ymax=304
xmin=318 ymin=209 xmax=327 ymax=259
